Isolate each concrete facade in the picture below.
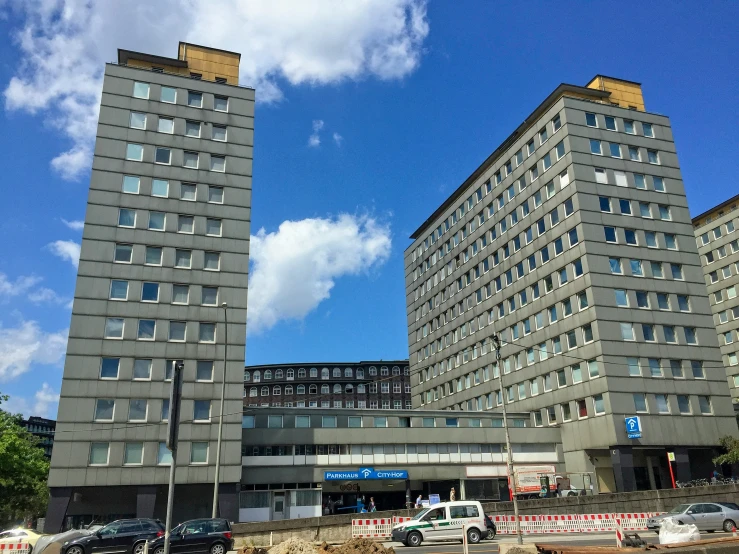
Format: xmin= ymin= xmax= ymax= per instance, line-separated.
xmin=693 ymin=196 xmax=739 ymax=404
xmin=244 ymin=361 xmax=411 ymax=409
xmin=405 ymin=77 xmax=737 ymax=494
xmin=46 ymin=46 xmax=253 ymax=531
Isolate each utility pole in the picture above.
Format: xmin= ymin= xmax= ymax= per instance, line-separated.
xmin=164 ymin=361 xmax=184 ymax=554
xmin=492 ymin=334 xmax=523 ymax=545
xmin=212 ymin=302 xmax=228 ymax=518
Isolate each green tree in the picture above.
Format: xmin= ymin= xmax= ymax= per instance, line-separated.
xmin=713 ymin=435 xmax=739 ymax=466
xmin=0 ymin=392 xmax=50 ymax=523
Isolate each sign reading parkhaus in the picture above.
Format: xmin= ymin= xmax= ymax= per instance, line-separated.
xmin=324 ymin=467 xmax=409 ymax=480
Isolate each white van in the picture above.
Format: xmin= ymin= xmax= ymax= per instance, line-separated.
xmin=391 ymin=501 xmax=487 ymax=547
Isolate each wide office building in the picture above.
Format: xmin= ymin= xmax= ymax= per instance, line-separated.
xmin=46 ymin=42 xmax=253 ymax=531
xmin=244 ymin=361 xmax=411 ymax=409
xmin=239 ymin=407 xmax=562 ymax=521
xmin=405 ymin=75 xmax=737 ymax=494
xmin=693 ymin=196 xmax=739 ymax=404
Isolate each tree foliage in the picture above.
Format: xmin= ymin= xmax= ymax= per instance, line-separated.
xmin=713 ymin=435 xmax=739 ymax=466
xmin=0 ymin=392 xmax=50 ymax=523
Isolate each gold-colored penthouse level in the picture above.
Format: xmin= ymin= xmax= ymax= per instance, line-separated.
xmin=118 ymin=41 xmax=240 ymax=85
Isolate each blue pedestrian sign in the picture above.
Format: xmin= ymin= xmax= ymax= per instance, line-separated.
xmin=625 ymin=416 xmax=642 ymax=439
xmin=324 ymin=467 xmax=408 ymax=481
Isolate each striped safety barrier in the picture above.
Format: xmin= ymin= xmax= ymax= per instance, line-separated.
xmin=351 ymin=518 xmax=393 ymax=538
xmin=491 ymin=513 xmax=664 ymax=535
xmin=392 ymin=516 xmax=412 ymax=525
xmin=0 ymin=543 xmax=31 ymax=554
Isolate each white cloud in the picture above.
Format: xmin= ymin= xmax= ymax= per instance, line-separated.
xmin=0 ymin=273 xmax=42 ymax=298
xmin=248 ymin=214 xmax=391 ymax=333
xmin=0 ymin=319 xmax=68 ymax=382
xmin=312 ymin=120 xmax=325 ymax=132
xmin=47 ymin=240 xmax=80 ymax=267
xmin=27 ymin=287 xmax=69 ymax=305
xmin=308 ymin=119 xmax=324 ymax=147
xmin=3 ymin=0 xmax=429 ymax=180
xmin=61 ymin=218 xmax=85 ymax=231
xmin=3 ymin=383 xmax=61 ymax=418
xmin=333 ymin=132 xmax=343 ymax=146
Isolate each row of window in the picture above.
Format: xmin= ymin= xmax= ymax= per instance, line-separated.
xmin=604 ymin=225 xmax=677 ymax=250
xmin=94 ymin=396 xmax=210 ymax=423
xmin=100 ymin=357 xmax=198 ymax=381
xmin=588 ymin=139 xmax=660 ymax=164
xmin=697 ymin=219 xmax=736 ymax=247
xmin=241 ymin=414 xmax=525 ymax=429
xmin=245 ymin=382 xmax=411 ymax=397
xmin=109 ymin=280 xmax=218 ymax=305
xmin=245 ymin=400 xmax=413 ymax=409
xmin=132 ymin=81 xmax=230 ymax=112
xmin=614 ymin=289 xmax=691 ymax=312
xmin=112 ymin=243 xmax=220 ymax=269
xmin=712 ymin=284 xmax=738 ymax=306
xmin=716 ymin=306 xmax=739 ymax=327
xmin=242 ymin=443 xmax=540 ymax=456
xmin=413 ymin=109 xmax=658 ymax=258
xmin=600 ymin=196 xmax=672 ymax=220
xmin=707 ymin=263 xmax=739 ymax=285
xmin=129 ymin=111 xmax=228 ymax=141
xmin=585 ymin=112 xmax=656 ymax=137
xmin=704 ymin=239 xmax=739 ymax=265
xmin=117 ymin=209 xmax=223 ymax=236
xmin=89 ymin=440 xmax=206 ymax=466
xmin=125 ymin=143 xmax=226 ymax=172
xmin=244 ymin=366 xmax=408 ymax=382
xmin=103 ymin=318 xmax=217 ymax=342
xmin=121 ymin=176 xmax=224 ymax=203
xmin=620 ymin=322 xmax=698 ymax=345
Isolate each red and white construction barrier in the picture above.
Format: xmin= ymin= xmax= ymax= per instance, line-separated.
xmin=392 ymin=516 xmax=412 ymax=525
xmin=351 ymin=518 xmax=393 ymax=538
xmin=0 ymin=543 xmax=31 ymax=554
xmin=491 ymin=513 xmax=664 ymax=535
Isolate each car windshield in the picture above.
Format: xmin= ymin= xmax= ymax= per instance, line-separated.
xmin=98 ymin=523 xmax=120 ymax=536
xmin=719 ymin=503 xmax=739 ymax=510
xmin=668 ymin=504 xmax=690 ymax=514
xmin=412 ymin=508 xmax=431 ymax=520
xmin=170 ymin=524 xmax=183 ymax=535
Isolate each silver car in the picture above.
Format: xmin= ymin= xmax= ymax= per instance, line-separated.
xmin=647 ymin=502 xmax=739 ymax=533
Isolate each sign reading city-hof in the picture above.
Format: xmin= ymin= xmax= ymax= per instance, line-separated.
xmin=625 ymin=416 xmax=642 ymax=439
xmin=324 ymin=467 xmax=409 ymax=481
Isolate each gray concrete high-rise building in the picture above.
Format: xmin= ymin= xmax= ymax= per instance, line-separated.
xmin=693 ymin=195 xmax=739 ymax=406
xmin=46 ymin=43 xmax=253 ymax=531
xmin=405 ymin=75 xmax=737 ymax=494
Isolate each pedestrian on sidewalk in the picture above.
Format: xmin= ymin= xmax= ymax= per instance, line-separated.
xmin=450 ymin=487 xmax=456 ymax=501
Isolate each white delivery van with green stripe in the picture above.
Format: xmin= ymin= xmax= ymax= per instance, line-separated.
xmin=391 ymin=501 xmax=487 ymax=547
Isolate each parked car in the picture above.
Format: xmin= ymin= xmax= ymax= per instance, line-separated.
xmin=61 ymin=519 xmax=164 ymax=554
xmin=647 ymin=502 xmax=739 ymax=533
xmin=391 ymin=501 xmax=488 ymax=547
xmin=148 ymin=518 xmax=233 ymax=554
xmin=484 ymin=514 xmax=497 ymax=540
xmin=0 ymin=529 xmax=44 ymax=552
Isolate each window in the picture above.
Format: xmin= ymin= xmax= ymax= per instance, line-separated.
xmin=126 ymin=143 xmax=143 ymax=161
xmin=593 ymin=394 xmax=605 ymax=415
xmin=171 ymin=284 xmax=189 ymax=304
xmin=133 ymin=81 xmax=150 ymax=99
xmin=214 ymin=96 xmax=229 ymax=112
xmin=647 ymin=150 xmax=659 ymax=164
xmin=677 ymin=395 xmax=690 ymax=414
xmin=128 ymin=399 xmax=147 ymax=421
xmin=624 ymin=229 xmax=637 ymax=245
xmin=89 ymin=442 xmax=110 ymax=465
xmin=199 ymin=322 xmax=216 ymax=342
xmin=604 ymin=116 xmax=617 ymax=131
xmin=628 ymin=146 xmax=640 ymax=161
xmin=100 ymin=357 xmax=119 ymax=379
xmin=699 ymin=396 xmax=712 ymax=414
xmin=614 ymin=289 xmax=628 ymax=307
xmin=94 ymin=399 xmax=115 ymax=421
xmin=664 ymin=325 xmax=677 ymax=343
xmin=212 ymin=125 xmax=227 ymax=141
xmin=655 ymin=394 xmax=669 ymax=413
xmin=104 ymin=318 xmax=124 ymax=339
xmin=157 ymin=117 xmax=173 ymax=133
xmin=614 ymin=171 xmax=628 ymax=187
xmin=653 ymin=176 xmax=665 ymax=192
xmin=609 ymin=257 xmax=622 ymax=274
xmin=633 ymin=393 xmax=647 ymax=413
xmin=179 ymin=183 xmax=197 ymax=201
xmin=129 ymin=111 xmax=146 ymax=129
xmin=206 ymin=187 xmax=225 ymax=206
xmin=142 ymin=246 xmax=162 ymax=266
xmin=160 ymin=86 xmax=176 ymax=103
xmin=124 ymin=443 xmax=144 ymax=465
xmin=636 ymin=291 xmax=650 ymax=308
xmin=604 ymin=227 xmax=617 ymax=243
xmin=621 ymin=323 xmax=635 ymax=341
xmin=185 ymin=120 xmax=201 ymax=137
xmin=684 ymin=327 xmax=697 ymax=344
xmin=585 ymin=113 xmax=597 ymax=127
xmin=647 ymin=358 xmax=662 ymax=378
xmin=109 ymin=279 xmax=128 ymax=301
xmin=671 ymin=264 xmax=683 ymax=280
xmin=634 ymin=173 xmax=647 ymax=189
xmin=183 ymin=151 xmax=199 ymax=168
xmin=609 ymin=143 xmax=621 ymax=158
xmin=642 ymin=323 xmax=655 ymax=342
xmin=651 ymin=261 xmax=663 ymax=278
xmin=590 ymin=139 xmax=602 ymax=155
xmin=577 ymin=399 xmax=588 ymax=419
xmin=177 ymin=215 xmax=194 ymax=234
xmin=211 ymin=155 xmax=226 ymax=172
xmin=151 ymin=179 xmax=168 ymax=197
xmin=158 ymin=442 xmax=173 ymax=465
xmin=174 ymin=249 xmax=192 ymax=268
xmin=665 ymin=234 xmax=677 ymax=250
xmin=191 ymin=442 xmax=208 ymax=464
xmin=659 ymin=205 xmax=671 ymax=220
xmin=136 ymin=319 xmax=155 ymax=340
xmin=155 ymin=147 xmax=171 ymax=165
xmin=322 ymin=416 xmax=337 ymax=428
xmin=148 ymin=211 xmax=165 ymax=231
xmin=206 ymin=218 xmax=222 ymax=236
xmin=539 ymin=126 xmax=548 ymax=144
xmin=193 ymin=400 xmax=211 ymax=422
xmin=527 ymin=139 xmax=535 ymax=155
xmin=201 ymin=286 xmax=218 ymax=306
xmin=122 ymin=175 xmax=140 ymax=194
xmin=594 ymin=168 xmax=607 ymax=183
xmin=140 ymin=282 xmax=159 ymax=303
xmin=631 ymin=259 xmax=643 ymax=276
xmin=188 ymin=91 xmax=203 ymax=107
xmin=169 ymin=321 xmax=186 ymax=341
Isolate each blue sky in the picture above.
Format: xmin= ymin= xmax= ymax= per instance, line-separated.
xmin=0 ymin=1 xmax=737 ymax=417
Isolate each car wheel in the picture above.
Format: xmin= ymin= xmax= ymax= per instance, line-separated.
xmin=153 ymin=547 xmax=164 ymax=554
xmin=133 ymin=542 xmax=146 ymax=554
xmin=406 ymin=531 xmax=422 ymax=547
xmin=467 ymin=528 xmax=481 ymax=544
xmin=67 ymin=547 xmax=84 ymax=554
xmin=210 ymin=543 xmax=226 ymax=554
xmin=724 ymin=519 xmax=736 ymax=533
xmin=486 ymin=528 xmax=496 ymax=540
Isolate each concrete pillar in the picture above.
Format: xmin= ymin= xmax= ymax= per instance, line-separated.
xmin=611 ymin=446 xmax=637 ymax=492
xmin=44 ymin=487 xmax=72 ymax=533
xmin=459 ymin=479 xmax=466 ymax=500
xmin=673 ymin=447 xmax=691 ymax=483
xmin=646 ymin=457 xmax=657 ymax=490
xmin=218 ymin=482 xmax=240 ymax=522
xmin=136 ymin=486 xmax=157 ymax=518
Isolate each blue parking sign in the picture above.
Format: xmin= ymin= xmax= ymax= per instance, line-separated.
xmin=625 ymin=416 xmax=642 ymax=439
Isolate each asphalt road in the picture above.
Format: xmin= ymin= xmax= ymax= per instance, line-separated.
xmin=385 ymin=532 xmax=735 ymax=553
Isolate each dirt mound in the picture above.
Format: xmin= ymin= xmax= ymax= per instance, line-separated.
xmin=239 ymin=548 xmax=270 ymax=554
xmin=269 ymin=538 xmax=319 ymax=554
xmin=316 ymin=538 xmax=395 ymax=554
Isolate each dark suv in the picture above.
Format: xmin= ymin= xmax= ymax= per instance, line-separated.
xmin=62 ymin=519 xmax=164 ymax=554
xmin=149 ymin=519 xmax=233 ymax=554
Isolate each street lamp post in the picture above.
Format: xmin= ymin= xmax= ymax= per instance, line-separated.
xmin=492 ymin=334 xmax=523 ymax=545
xmin=212 ymin=302 xmax=228 ymax=518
